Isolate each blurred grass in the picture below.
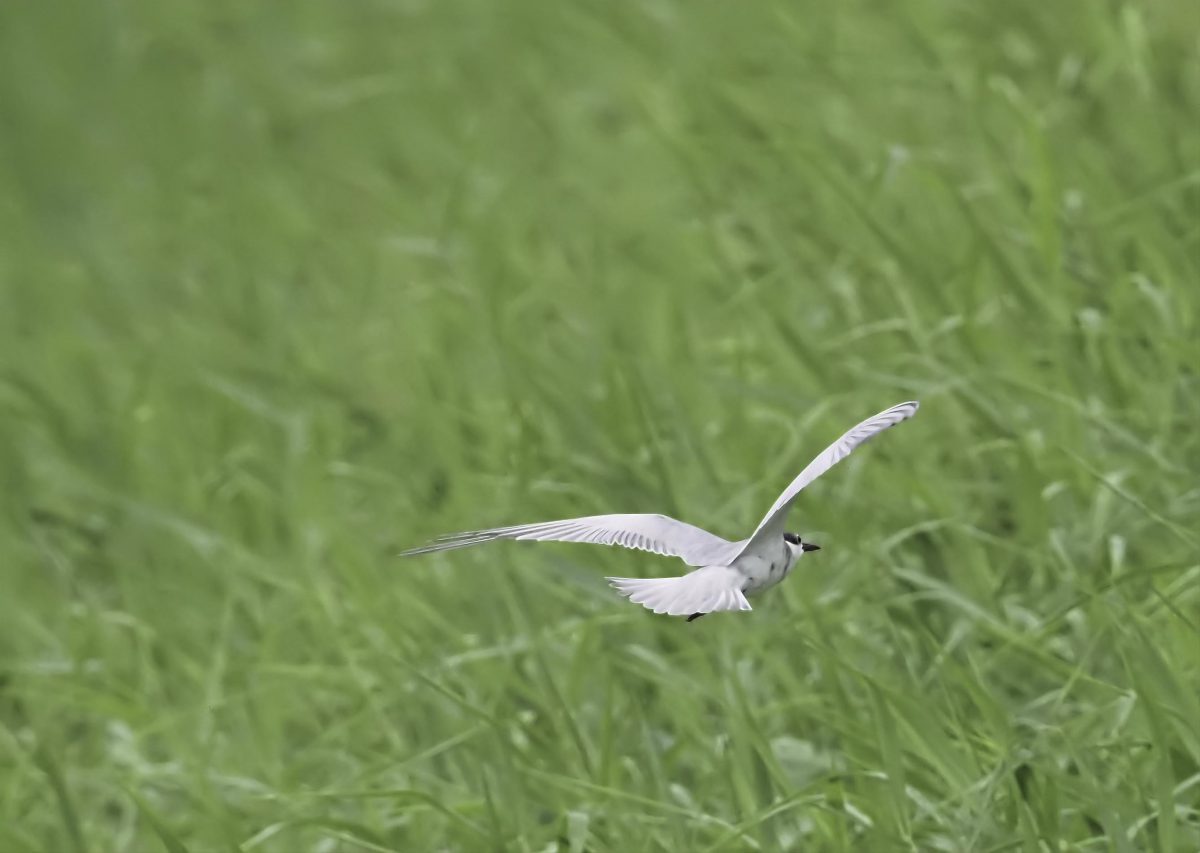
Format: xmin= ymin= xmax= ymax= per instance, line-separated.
xmin=1 ymin=0 xmax=1198 ymax=850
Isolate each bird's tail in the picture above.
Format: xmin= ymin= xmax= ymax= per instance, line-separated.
xmin=606 ymin=566 xmax=751 ymax=618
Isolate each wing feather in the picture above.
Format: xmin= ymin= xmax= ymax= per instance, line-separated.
xmin=732 ymin=401 xmax=918 ymax=560
xmin=401 ymin=513 xmax=741 ymax=567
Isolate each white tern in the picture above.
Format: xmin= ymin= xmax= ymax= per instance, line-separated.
xmin=401 ymin=401 xmax=919 ymax=620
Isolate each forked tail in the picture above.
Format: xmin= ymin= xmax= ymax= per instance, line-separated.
xmin=607 ymin=565 xmax=751 ymax=619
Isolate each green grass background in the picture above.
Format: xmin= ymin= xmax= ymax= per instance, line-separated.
xmin=2 ymin=0 xmax=1199 ymax=850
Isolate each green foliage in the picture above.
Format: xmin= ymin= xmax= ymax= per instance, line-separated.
xmin=1 ymin=0 xmax=1197 ymax=850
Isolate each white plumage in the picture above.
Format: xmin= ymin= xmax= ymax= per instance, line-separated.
xmin=731 ymin=400 xmax=919 ymax=561
xmin=401 ymin=401 xmax=919 ymax=620
xmin=607 ymin=568 xmax=752 ymax=617
xmin=399 ymin=513 xmax=740 ymax=567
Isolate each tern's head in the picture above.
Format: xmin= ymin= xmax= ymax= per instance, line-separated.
xmin=784 ymin=532 xmax=821 ymax=552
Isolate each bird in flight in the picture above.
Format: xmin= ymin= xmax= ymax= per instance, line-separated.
xmin=401 ymin=401 xmax=918 ymax=621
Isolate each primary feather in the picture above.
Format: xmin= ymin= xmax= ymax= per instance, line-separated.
xmin=731 ymin=400 xmax=919 ymax=560
xmin=399 ymin=513 xmax=741 ymax=567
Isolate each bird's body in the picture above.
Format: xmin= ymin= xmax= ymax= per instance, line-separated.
xmin=401 ymin=401 xmax=918 ymax=620
xmin=603 ymin=530 xmax=816 ymax=620
xmin=736 ymin=538 xmax=800 ymax=596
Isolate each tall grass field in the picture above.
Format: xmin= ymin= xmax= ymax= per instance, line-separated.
xmin=1 ymin=1 xmax=1198 ymax=850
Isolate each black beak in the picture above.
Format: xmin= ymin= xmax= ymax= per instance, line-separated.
xmin=802 ymin=543 xmax=821 ymax=552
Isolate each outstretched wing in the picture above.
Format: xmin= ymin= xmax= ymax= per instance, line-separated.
xmin=732 ymin=401 xmax=919 ymax=560
xmin=400 ymin=513 xmax=741 ymax=568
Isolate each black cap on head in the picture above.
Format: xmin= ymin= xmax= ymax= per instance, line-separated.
xmin=784 ymin=532 xmax=801 ymax=545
